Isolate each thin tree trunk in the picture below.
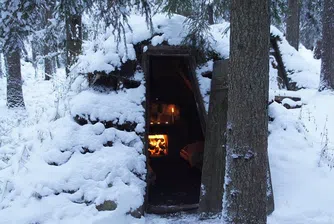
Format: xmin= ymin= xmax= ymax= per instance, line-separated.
xmin=224 ymin=0 xmax=270 ymax=223
xmin=313 ymin=40 xmax=322 ymax=59
xmin=199 ymin=60 xmax=228 ymax=218
xmin=66 ymin=14 xmax=82 ymax=75
xmin=0 ymin=53 xmax=3 ymax=78
xmin=44 ymin=4 xmax=55 ymax=80
xmin=319 ymin=0 xmax=334 ymax=91
xmin=207 ymin=4 xmax=214 ymax=25
xmin=44 ymin=47 xmax=53 ymax=80
xmin=286 ymin=0 xmax=300 ymax=50
xmin=31 ymin=40 xmax=39 ymax=78
xmin=6 ymin=48 xmax=25 ymax=108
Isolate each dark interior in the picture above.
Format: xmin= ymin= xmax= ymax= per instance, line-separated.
xmin=147 ymin=56 xmax=205 ymax=207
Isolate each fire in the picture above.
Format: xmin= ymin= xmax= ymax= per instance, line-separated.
xmin=148 ymin=134 xmax=168 ymax=157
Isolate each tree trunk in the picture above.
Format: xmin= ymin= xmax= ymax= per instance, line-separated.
xmin=44 ymin=4 xmax=55 ymax=80
xmin=313 ymin=39 xmax=322 ymax=59
xmin=286 ymin=0 xmax=300 ymax=50
xmin=0 ymin=53 xmax=3 ymax=78
xmin=319 ymin=0 xmax=334 ymax=91
xmin=207 ymin=4 xmax=214 ymax=25
xmin=44 ymin=46 xmax=53 ymax=80
xmin=199 ymin=60 xmax=228 ymax=218
xmin=224 ymin=0 xmax=270 ymax=223
xmin=66 ymin=14 xmax=82 ymax=75
xmin=6 ymin=48 xmax=25 ymax=108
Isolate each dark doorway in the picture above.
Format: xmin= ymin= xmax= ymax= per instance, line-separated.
xmin=146 ymin=56 xmax=205 ymax=212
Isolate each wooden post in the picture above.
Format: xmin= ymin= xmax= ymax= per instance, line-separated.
xmin=188 ymin=56 xmax=208 ymax=135
xmin=199 ymin=60 xmax=228 ymax=218
xmin=266 ymin=157 xmax=275 ymax=215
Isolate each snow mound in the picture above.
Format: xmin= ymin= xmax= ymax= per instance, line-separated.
xmin=75 ymin=14 xmax=230 ymax=75
xmin=0 ymin=70 xmax=147 ymax=223
xmin=271 ymin=27 xmax=320 ymax=89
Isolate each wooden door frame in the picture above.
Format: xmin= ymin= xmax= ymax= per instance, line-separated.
xmin=141 ymin=45 xmax=207 ymax=213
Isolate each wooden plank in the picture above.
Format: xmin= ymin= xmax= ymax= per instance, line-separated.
xmin=270 ymin=36 xmax=291 ymax=90
xmin=147 ymin=204 xmax=199 ymax=214
xmin=188 ymin=56 xmax=207 ymax=135
xmin=142 ymin=52 xmax=150 ymax=214
xmin=266 ymin=158 xmax=275 ymax=215
xmin=274 ymin=95 xmax=301 ymax=103
xmin=198 ymin=60 xmax=228 ymax=218
xmin=145 ymin=45 xmax=191 ymax=56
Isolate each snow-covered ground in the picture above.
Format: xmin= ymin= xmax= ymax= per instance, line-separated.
xmin=1 ymin=14 xmax=334 ymax=224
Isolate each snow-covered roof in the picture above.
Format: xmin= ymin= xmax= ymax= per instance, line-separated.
xmin=75 ymin=14 xmax=230 ymax=74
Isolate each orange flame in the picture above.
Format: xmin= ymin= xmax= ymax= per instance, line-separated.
xmin=148 ymin=134 xmax=168 ymax=157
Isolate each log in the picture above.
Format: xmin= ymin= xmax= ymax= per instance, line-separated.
xmin=274 ymin=95 xmax=301 ymax=103
xmin=198 ymin=60 xmax=228 ymax=218
xmin=270 ymin=36 xmax=291 ymax=90
xmin=273 ymin=95 xmax=302 ymax=109
xmin=147 ymin=204 xmax=198 ymax=214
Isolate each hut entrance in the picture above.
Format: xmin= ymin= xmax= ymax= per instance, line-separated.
xmin=145 ymin=54 xmax=206 ymax=213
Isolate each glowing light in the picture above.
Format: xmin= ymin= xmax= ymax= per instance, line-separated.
xmin=148 ymin=134 xmax=168 ymax=157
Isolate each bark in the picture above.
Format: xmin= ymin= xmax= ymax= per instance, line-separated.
xmin=44 ymin=4 xmax=56 ymax=80
xmin=66 ymin=14 xmax=82 ymax=75
xmin=286 ymin=0 xmax=300 ymax=50
xmin=6 ymin=48 xmax=25 ymax=108
xmin=0 ymin=53 xmax=3 ymax=78
xmin=44 ymin=46 xmax=53 ymax=80
xmin=313 ymin=40 xmax=322 ymax=59
xmin=207 ymin=4 xmax=214 ymax=25
xmin=199 ymin=60 xmax=228 ymax=218
xmin=319 ymin=0 xmax=334 ymax=91
xmin=224 ymin=0 xmax=270 ymax=223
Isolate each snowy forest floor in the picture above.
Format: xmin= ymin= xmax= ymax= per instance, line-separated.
xmin=1 ymin=47 xmax=334 ymax=223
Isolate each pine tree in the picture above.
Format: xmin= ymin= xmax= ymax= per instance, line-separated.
xmin=286 ymin=0 xmax=300 ymax=50
xmin=56 ymin=0 xmax=153 ymax=75
xmin=270 ymin=0 xmax=287 ymax=30
xmin=300 ymin=0 xmax=323 ymax=50
xmin=224 ymin=0 xmax=270 ymax=223
xmin=319 ymin=0 xmax=334 ymax=91
xmin=0 ymin=1 xmax=45 ymax=108
xmin=43 ymin=2 xmax=57 ymax=80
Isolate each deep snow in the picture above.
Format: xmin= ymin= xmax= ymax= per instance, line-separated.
xmin=0 ymin=13 xmax=334 ymax=224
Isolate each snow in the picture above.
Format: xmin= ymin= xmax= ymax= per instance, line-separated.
xmin=1 ymin=13 xmax=334 ymax=224
xmin=196 ymin=60 xmax=214 ymax=112
xmin=271 ymin=26 xmax=320 ymax=89
xmin=0 ymin=63 xmax=147 ymax=223
xmin=74 ymin=14 xmax=230 ymax=75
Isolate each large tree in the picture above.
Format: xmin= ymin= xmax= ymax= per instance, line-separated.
xmin=286 ymin=0 xmax=300 ymax=50
xmin=319 ymin=0 xmax=334 ymax=91
xmin=224 ymin=0 xmax=270 ymax=223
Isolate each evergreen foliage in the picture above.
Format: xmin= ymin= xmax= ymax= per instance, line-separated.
xmin=300 ymin=0 xmax=323 ymax=49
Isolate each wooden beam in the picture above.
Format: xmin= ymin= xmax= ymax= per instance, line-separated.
xmin=270 ymin=36 xmax=291 ymax=90
xmin=199 ymin=60 xmax=228 ymax=218
xmin=147 ymin=204 xmax=199 ymax=214
xmin=187 ymin=56 xmax=207 ymax=136
xmin=266 ymin=159 xmax=275 ymax=215
xmin=274 ymin=95 xmax=301 ymax=103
